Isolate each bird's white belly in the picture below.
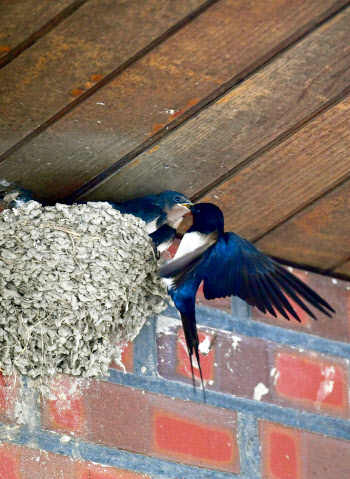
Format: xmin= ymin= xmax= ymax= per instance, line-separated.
xmin=144 ymin=217 xmax=159 ymax=234
xmin=174 ymin=231 xmax=209 ymax=260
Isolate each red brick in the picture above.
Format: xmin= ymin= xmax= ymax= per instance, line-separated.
xmin=157 ymin=320 xmax=220 ymax=389
xmin=77 ymin=462 xmax=150 ymax=479
xmin=42 ymin=375 xmax=86 ymax=434
xmin=43 ymin=378 xmax=239 ymax=473
xmin=0 ymin=443 xmax=20 ymax=479
xmin=157 ymin=321 xmax=271 ymax=400
xmin=261 ymin=421 xmax=350 ymax=479
xmin=111 ymin=342 xmax=134 ymax=373
xmin=219 ymin=333 xmax=271 ymax=401
xmin=305 ymin=430 xmax=350 ymax=479
xmin=306 ymin=274 xmax=350 ymax=341
xmin=176 ymin=329 xmax=214 ymax=383
xmin=273 ymin=350 xmax=349 ymax=417
xmin=0 ymin=372 xmax=20 ymax=424
xmin=154 ymin=412 xmax=235 ymax=468
xmin=252 ymin=269 xmax=350 ymax=342
xmin=21 ymin=447 xmax=76 ymax=479
xmin=260 ymin=422 xmax=304 ymax=479
xmin=0 ymin=442 xmax=150 ymax=479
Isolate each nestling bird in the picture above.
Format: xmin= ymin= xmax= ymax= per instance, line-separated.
xmin=160 ymin=203 xmax=335 ymax=397
xmin=0 ymin=181 xmax=34 ymax=209
xmin=107 ymin=190 xmax=192 ymax=235
xmin=0 ymin=183 xmax=191 ymax=252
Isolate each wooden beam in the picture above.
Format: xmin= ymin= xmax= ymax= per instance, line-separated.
xmin=255 ymin=180 xmax=350 ymax=270
xmin=0 ymin=0 xmax=348 ymax=201
xmin=203 ymin=96 xmax=350 ymax=240
xmin=0 ymin=0 xmax=83 ymax=66
xmin=0 ymin=0 xmax=208 ymax=156
xmin=81 ymin=6 xmax=350 ymax=203
xmin=333 ymin=260 xmax=350 ymax=277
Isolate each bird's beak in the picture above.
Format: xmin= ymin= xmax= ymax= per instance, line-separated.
xmin=179 ymin=202 xmax=193 ymax=209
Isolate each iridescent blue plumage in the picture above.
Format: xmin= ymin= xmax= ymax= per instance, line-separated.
xmin=160 ymin=203 xmax=335 ymax=397
xmin=107 ymin=190 xmax=192 ymax=235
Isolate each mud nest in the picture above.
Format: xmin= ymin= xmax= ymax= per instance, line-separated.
xmin=0 ymin=200 xmax=168 ymax=385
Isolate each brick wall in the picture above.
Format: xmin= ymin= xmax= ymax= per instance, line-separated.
xmin=0 ymin=266 xmax=350 ymax=478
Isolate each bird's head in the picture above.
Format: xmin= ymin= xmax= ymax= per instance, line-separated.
xmin=159 ymin=190 xmax=193 ymax=229
xmin=190 ymin=203 xmax=224 ymax=233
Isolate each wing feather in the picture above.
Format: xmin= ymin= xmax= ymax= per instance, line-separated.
xmin=160 ymin=231 xmax=334 ymax=322
xmin=199 ymin=233 xmax=334 ymax=321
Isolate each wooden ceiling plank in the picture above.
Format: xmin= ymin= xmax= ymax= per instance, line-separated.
xmin=0 ymin=0 xmax=348 ymax=201
xmin=255 ymin=180 xmax=350 ymax=270
xmin=0 ymin=0 xmax=208 ymax=156
xmin=333 ymin=260 xmax=350 ymax=277
xmin=0 ymin=0 xmax=82 ymax=64
xmin=81 ymin=6 xmax=350 ymax=203
xmin=202 ymin=95 xmax=350 ymax=240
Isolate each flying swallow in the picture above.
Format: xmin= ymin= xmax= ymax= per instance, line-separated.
xmin=160 ymin=203 xmax=335 ymax=397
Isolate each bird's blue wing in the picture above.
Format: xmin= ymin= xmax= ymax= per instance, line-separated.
xmin=200 ymin=233 xmax=334 ymax=321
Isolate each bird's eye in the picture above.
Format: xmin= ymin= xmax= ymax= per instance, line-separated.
xmin=174 ymin=196 xmax=181 ymax=202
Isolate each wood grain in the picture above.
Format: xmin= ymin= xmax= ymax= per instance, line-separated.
xmin=0 ymin=0 xmax=206 ymax=155
xmin=82 ymin=6 xmax=350 ymax=203
xmin=255 ymin=180 xmax=350 ymax=270
xmin=0 ymin=0 xmax=348 ymax=201
xmin=0 ymin=0 xmax=79 ymax=62
xmin=202 ymin=96 xmax=350 ymax=240
xmin=333 ymin=260 xmax=350 ymax=276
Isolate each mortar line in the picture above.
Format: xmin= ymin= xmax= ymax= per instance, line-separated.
xmin=0 ymin=424 xmax=237 ymax=479
xmin=105 ymin=369 xmax=350 ymax=440
xmin=133 ymin=316 xmax=158 ymax=376
xmin=238 ymin=413 xmax=261 ymax=478
xmin=163 ymin=305 xmax=350 ymax=359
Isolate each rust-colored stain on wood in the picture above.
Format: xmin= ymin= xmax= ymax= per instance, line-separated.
xmin=167 ymin=98 xmax=200 ymax=121
xmin=0 ymin=0 xmax=77 ymax=60
xmin=1 ymin=0 xmax=349 ymax=278
xmin=2 ymin=0 xmax=347 ymax=200
xmin=70 ymin=88 xmax=85 ymax=97
xmin=0 ymin=0 xmax=207 ymax=155
xmin=151 ymin=124 xmax=165 ymax=134
xmin=147 ymin=146 xmax=161 ymax=155
xmin=85 ymin=9 xmax=349 ymax=201
xmin=90 ymin=74 xmax=104 ymax=82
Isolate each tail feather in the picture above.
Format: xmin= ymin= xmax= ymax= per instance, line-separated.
xmin=180 ymin=310 xmax=206 ymax=402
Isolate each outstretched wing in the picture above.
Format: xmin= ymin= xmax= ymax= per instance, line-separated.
xmin=200 ymin=233 xmax=334 ymax=322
